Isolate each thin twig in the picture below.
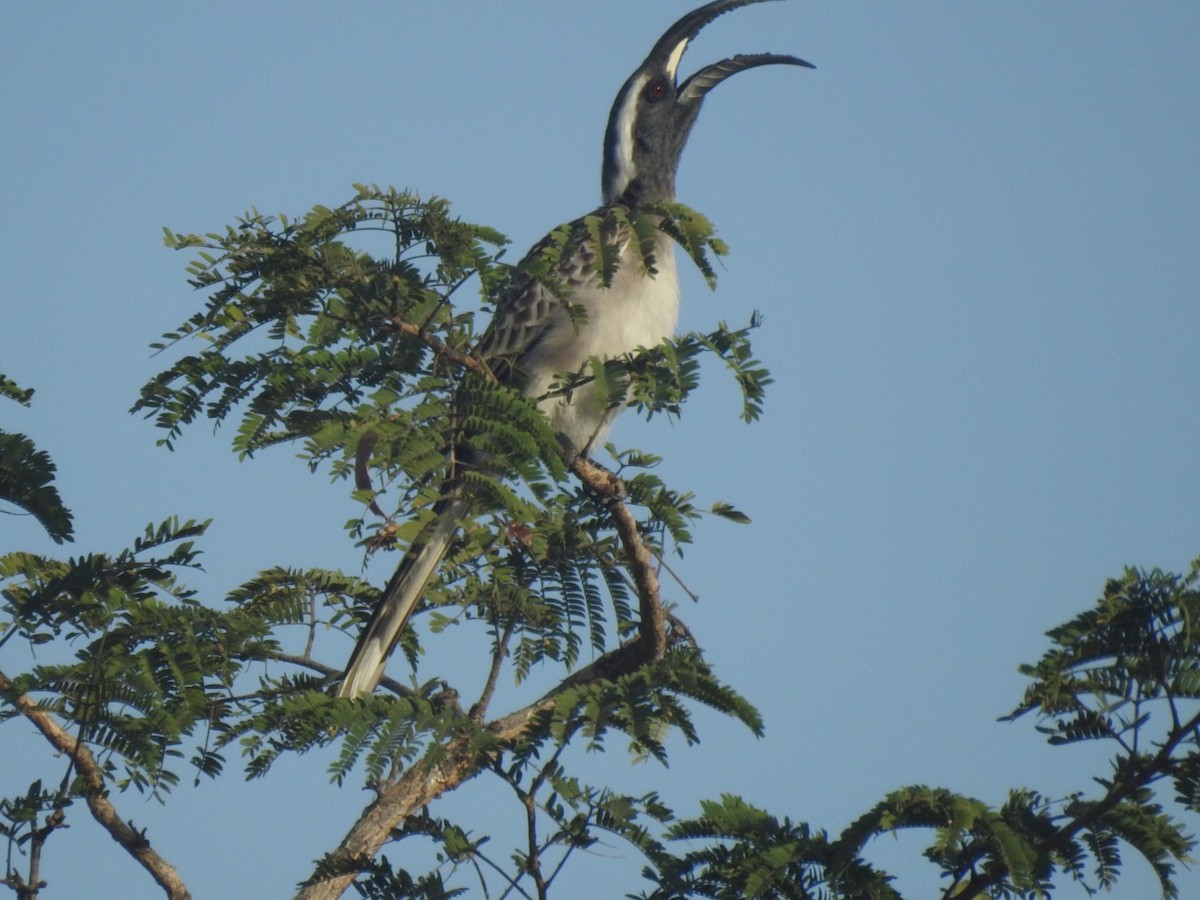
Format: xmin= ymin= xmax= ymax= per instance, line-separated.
xmin=522 ymin=781 xmax=545 ymax=900
xmin=478 ymin=843 xmax=535 ymax=900
xmin=303 ymin=588 xmax=319 ymax=660
xmin=471 ymin=616 xmax=517 ymax=722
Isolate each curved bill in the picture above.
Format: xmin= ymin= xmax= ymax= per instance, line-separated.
xmin=647 ymin=0 xmax=784 ymax=71
xmin=679 ymin=52 xmax=815 ymax=104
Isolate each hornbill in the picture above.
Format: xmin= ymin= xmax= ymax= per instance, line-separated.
xmin=337 ymin=0 xmax=811 ymax=698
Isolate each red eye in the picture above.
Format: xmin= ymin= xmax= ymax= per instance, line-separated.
xmin=646 ymin=79 xmax=669 ymax=101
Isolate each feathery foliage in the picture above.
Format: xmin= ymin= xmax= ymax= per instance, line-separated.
xmin=4 ymin=188 xmax=1197 ymax=899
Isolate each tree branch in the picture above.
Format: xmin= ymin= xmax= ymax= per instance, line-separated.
xmin=571 ymin=456 xmax=665 ymax=656
xmin=0 ymin=804 xmax=64 ymax=900
xmin=387 ymin=316 xmax=491 ymax=378
xmin=0 ymin=671 xmax=191 ymax=900
xmin=471 ymin=616 xmax=517 ymax=722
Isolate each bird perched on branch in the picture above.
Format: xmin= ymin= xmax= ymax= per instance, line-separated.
xmin=337 ymin=0 xmax=812 ymax=698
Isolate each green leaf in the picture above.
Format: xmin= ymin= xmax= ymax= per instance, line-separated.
xmin=0 ymin=373 xmax=34 ymax=406
xmin=710 ymin=501 xmax=751 ymax=525
xmin=0 ymin=431 xmax=74 ymax=543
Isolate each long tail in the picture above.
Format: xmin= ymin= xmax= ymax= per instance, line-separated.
xmin=336 ymin=496 xmax=472 ymax=698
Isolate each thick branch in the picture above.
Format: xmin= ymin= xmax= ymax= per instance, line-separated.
xmin=0 ymin=671 xmax=191 ymax=900
xmin=295 ymin=458 xmax=667 ymax=900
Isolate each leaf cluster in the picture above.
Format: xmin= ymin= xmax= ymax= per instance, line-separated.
xmin=634 ymin=793 xmax=896 ymax=900
xmin=8 ymin=183 xmax=1196 ymax=900
xmin=125 ymin=186 xmax=769 ymax=749
xmin=1 ymin=517 xmax=247 ymax=798
xmin=117 ymin=188 xmax=769 ymax=894
xmin=134 ymin=185 xmax=761 ymax=493
xmin=140 ymin=185 xmax=507 ymax=456
xmin=0 ymin=376 xmax=73 ymax=544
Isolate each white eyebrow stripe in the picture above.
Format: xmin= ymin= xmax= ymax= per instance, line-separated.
xmin=606 ymin=72 xmax=647 ymax=201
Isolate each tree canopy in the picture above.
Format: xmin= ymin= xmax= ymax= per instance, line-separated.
xmin=2 ymin=186 xmax=1197 ymax=899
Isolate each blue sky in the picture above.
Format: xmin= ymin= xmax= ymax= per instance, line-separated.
xmin=3 ymin=2 xmax=1198 ymax=897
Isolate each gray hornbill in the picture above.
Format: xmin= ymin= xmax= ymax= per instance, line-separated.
xmin=337 ymin=0 xmax=811 ymax=698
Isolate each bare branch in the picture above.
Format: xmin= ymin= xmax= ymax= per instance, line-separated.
xmin=471 ymin=616 xmax=517 ymax=722
xmin=387 ymin=315 xmax=491 ymax=378
xmin=0 ymin=671 xmax=191 ymax=900
xmin=522 ymin=777 xmax=546 ymax=900
xmin=0 ymin=804 xmax=65 ymax=900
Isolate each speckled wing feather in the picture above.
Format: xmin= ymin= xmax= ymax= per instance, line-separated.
xmin=474 ymin=211 xmax=619 ymax=386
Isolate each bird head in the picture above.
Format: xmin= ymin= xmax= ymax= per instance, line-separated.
xmin=601 ymin=0 xmax=813 ymax=206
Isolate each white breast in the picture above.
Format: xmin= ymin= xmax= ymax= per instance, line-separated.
xmin=521 ymin=234 xmax=680 ymax=452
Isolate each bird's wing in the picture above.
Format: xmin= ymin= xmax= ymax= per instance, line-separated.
xmin=476 ymin=209 xmax=629 ymax=379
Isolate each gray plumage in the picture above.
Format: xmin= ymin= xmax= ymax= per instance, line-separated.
xmin=337 ymin=0 xmax=811 ymax=698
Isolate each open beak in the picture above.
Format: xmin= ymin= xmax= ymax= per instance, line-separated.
xmin=647 ymin=0 xmax=815 ymax=102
